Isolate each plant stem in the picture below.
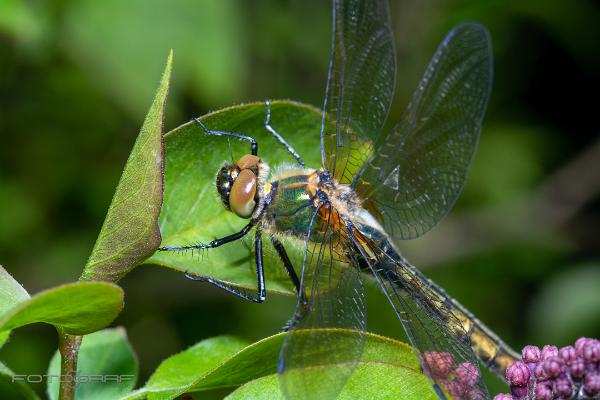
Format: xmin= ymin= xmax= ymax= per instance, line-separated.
xmin=57 ymin=330 xmax=82 ymax=400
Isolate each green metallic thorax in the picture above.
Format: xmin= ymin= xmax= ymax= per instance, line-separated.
xmin=264 ymin=174 xmax=315 ymax=237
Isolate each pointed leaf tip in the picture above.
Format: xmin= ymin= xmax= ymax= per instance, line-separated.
xmin=0 ymin=265 xmax=30 ymax=314
xmin=82 ymin=53 xmax=173 ymax=282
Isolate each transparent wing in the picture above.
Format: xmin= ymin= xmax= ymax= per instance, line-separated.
xmin=279 ymin=205 xmax=366 ymax=400
xmin=321 ymin=0 xmax=396 ymax=184
xmin=354 ymin=23 xmax=493 ymax=240
xmin=351 ymin=229 xmax=489 ymax=399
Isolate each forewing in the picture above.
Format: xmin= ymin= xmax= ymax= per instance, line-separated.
xmin=351 ymin=232 xmax=489 ymax=399
xmin=354 ymin=23 xmax=493 ymax=240
xmin=279 ymin=205 xmax=366 ymax=400
xmin=321 ymin=0 xmax=396 ymax=184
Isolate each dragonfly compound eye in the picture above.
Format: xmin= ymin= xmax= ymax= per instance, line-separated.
xmin=216 ymin=162 xmax=238 ymax=211
xmin=229 ymin=168 xmax=258 ymax=218
xmin=236 ymin=154 xmax=261 ymax=172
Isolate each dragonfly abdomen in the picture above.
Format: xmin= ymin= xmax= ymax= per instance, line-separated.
xmin=356 ymin=224 xmax=519 ymax=378
xmin=395 ymin=260 xmax=518 ymax=377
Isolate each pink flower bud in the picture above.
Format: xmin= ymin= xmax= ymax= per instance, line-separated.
xmin=510 ymin=385 xmax=528 ymax=399
xmin=554 ymin=375 xmax=573 ymax=398
xmin=506 ymin=361 xmax=530 ymax=386
xmin=541 ymin=344 xmax=558 ymax=360
xmin=582 ymin=340 xmax=600 ymax=364
xmin=534 ymin=382 xmax=553 ymax=400
xmin=456 ymin=362 xmax=480 ymax=387
xmin=583 ymin=373 xmax=600 ymax=396
xmin=569 ymin=358 xmax=586 ymax=380
xmin=535 ymin=362 xmax=549 ymax=381
xmin=542 ymin=356 xmax=564 ymax=378
xmin=522 ymin=345 xmax=541 ymax=363
xmin=464 ymin=387 xmax=485 ymax=400
xmin=575 ymin=337 xmax=591 ymax=356
xmin=558 ymin=345 xmax=577 ymax=364
xmin=423 ymin=351 xmax=454 ymax=378
xmin=444 ymin=379 xmax=465 ymax=398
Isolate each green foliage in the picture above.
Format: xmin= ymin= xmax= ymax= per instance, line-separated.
xmin=227 ymin=362 xmax=437 ymax=400
xmin=0 ymin=362 xmax=41 ymax=400
xmin=0 ymin=266 xmax=29 ymax=314
xmin=0 ymin=266 xmax=26 ymax=348
xmin=146 ymin=101 xmax=323 ymax=295
xmin=0 ymin=265 xmax=123 ymax=399
xmin=124 ymin=336 xmax=248 ymax=400
xmin=123 ymin=331 xmax=435 ymax=400
xmin=0 ymin=280 xmax=123 ymax=336
xmin=81 ymin=51 xmax=171 ymax=282
xmin=47 ymin=328 xmax=138 ymax=400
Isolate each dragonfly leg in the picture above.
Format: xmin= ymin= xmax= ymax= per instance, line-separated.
xmin=253 ymin=229 xmax=267 ymax=301
xmin=269 ymin=236 xmax=310 ymax=332
xmin=193 ymin=117 xmax=258 ymax=156
xmin=158 ymin=220 xmax=256 ymax=251
xmin=270 ymin=236 xmax=302 ymax=298
xmin=184 ymin=228 xmax=266 ymax=303
xmin=271 ymin=239 xmax=312 ymax=332
xmin=264 ymin=100 xmax=305 ymax=166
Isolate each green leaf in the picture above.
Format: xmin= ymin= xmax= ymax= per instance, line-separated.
xmin=0 ymin=361 xmax=41 ymax=400
xmin=47 ymin=328 xmax=137 ymax=400
xmin=0 ymin=331 xmax=9 ymax=348
xmin=0 ymin=265 xmax=30 ymax=313
xmin=226 ymin=360 xmax=438 ymax=400
xmin=0 ymin=265 xmax=30 ymax=347
xmin=124 ymin=330 xmax=436 ymax=400
xmin=81 ymin=51 xmax=172 ymax=282
xmin=145 ymin=100 xmax=323 ymax=295
xmin=124 ymin=336 xmax=249 ymax=400
xmin=0 ymin=281 xmax=123 ymax=335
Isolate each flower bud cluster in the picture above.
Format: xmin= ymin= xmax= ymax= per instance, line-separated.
xmin=494 ymin=338 xmax=600 ymax=400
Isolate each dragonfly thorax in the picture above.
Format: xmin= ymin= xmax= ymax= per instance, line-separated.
xmin=260 ymin=167 xmax=366 ymax=241
xmin=215 ymin=154 xmax=269 ymax=219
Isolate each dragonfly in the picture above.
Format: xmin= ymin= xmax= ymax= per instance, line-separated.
xmin=160 ymin=0 xmax=519 ymax=398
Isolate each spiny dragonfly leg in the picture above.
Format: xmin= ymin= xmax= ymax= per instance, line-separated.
xmin=270 ymin=237 xmax=302 ymax=297
xmin=193 ymin=117 xmax=258 ymax=156
xmin=158 ymin=220 xmax=256 ymax=251
xmin=264 ymin=100 xmax=304 ymax=166
xmin=183 ymin=228 xmax=266 ymax=303
xmin=271 ymin=236 xmax=311 ymax=332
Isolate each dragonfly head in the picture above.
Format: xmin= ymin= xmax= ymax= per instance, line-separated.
xmin=216 ymin=154 xmax=264 ymax=219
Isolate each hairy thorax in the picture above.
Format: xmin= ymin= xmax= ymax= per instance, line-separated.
xmin=261 ymin=166 xmax=364 ymax=240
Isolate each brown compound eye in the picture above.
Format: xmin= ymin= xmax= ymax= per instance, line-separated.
xmin=236 ymin=154 xmax=261 ymax=170
xmin=229 ymin=169 xmax=257 ymax=218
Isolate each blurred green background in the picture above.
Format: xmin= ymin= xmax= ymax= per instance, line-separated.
xmin=1 ymin=0 xmax=599 ymax=397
